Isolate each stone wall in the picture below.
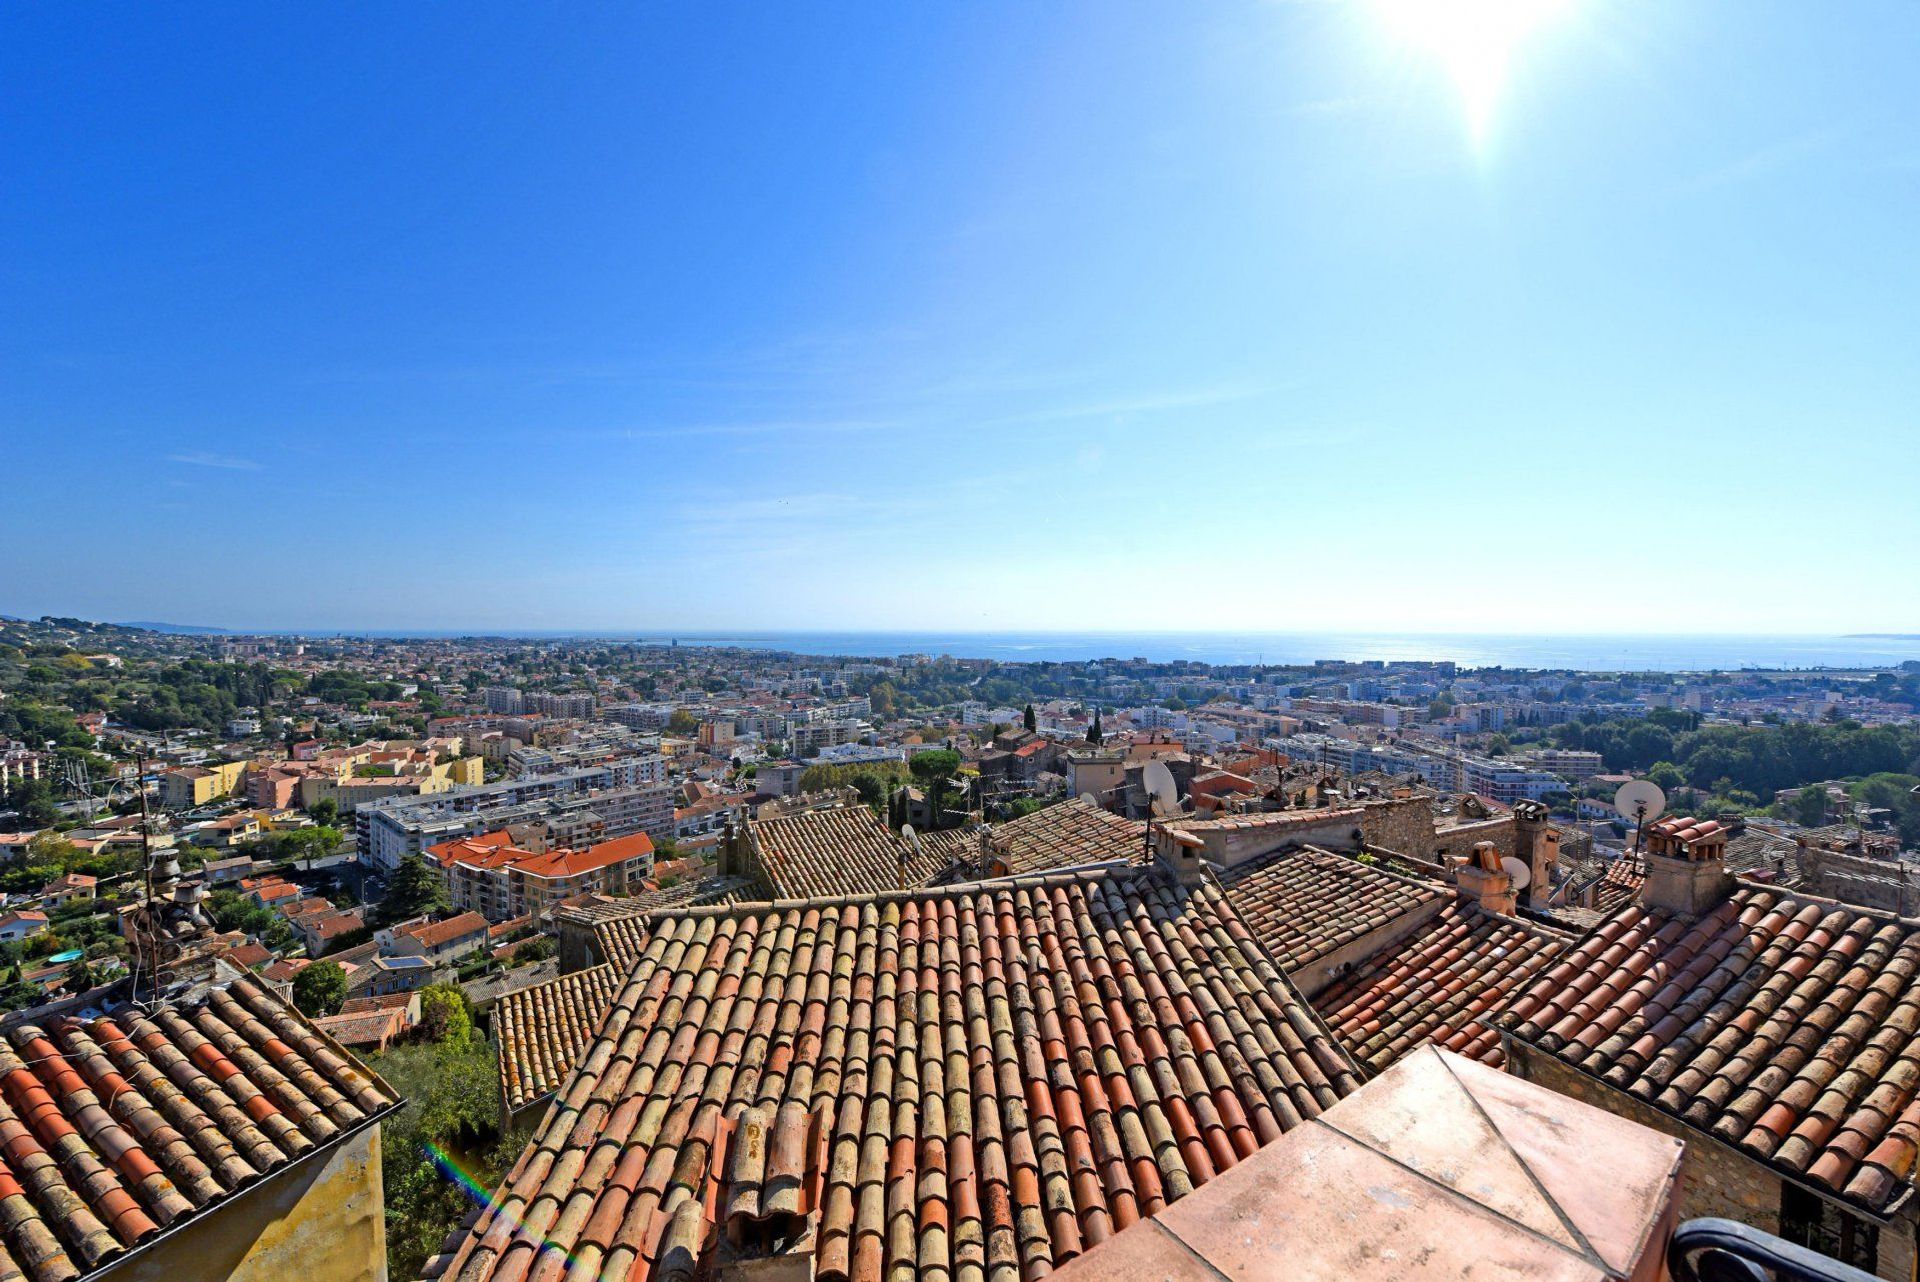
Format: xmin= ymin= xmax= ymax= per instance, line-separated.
xmin=1357 ymin=795 xmax=1434 ymax=858
xmin=1799 ymin=845 xmax=1920 ymax=917
xmin=1432 ymin=815 xmax=1515 ymax=863
xmin=1170 ymin=810 xmax=1365 ymax=872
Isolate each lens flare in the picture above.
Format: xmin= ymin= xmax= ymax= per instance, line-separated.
xmin=1374 ymin=0 xmax=1572 ymax=147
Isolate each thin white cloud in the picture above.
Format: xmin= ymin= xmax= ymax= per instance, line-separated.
xmin=1680 ymin=130 xmax=1840 ymax=196
xmin=1288 ymin=95 xmax=1374 ymax=117
xmin=168 ymin=451 xmax=263 ymax=471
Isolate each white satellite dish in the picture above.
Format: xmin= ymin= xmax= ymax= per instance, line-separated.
xmin=1613 ymin=780 xmax=1666 ymax=824
xmin=1501 ymin=856 xmax=1532 ymax=891
xmin=900 ymin=822 xmax=919 ymax=851
xmin=1142 ymin=760 xmax=1178 ymax=815
xmin=1078 ymin=792 xmax=1098 ymax=808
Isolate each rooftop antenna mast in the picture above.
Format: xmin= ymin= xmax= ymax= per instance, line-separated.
xmin=1141 ymin=759 xmax=1178 ymax=862
xmin=1613 ymin=779 xmax=1666 ymax=868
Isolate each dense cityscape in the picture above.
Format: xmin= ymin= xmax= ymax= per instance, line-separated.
xmin=8 ymin=0 xmax=1918 ymax=1278
xmin=3 ymin=614 xmax=1920 ymax=1276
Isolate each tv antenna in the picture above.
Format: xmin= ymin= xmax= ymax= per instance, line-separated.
xmin=1141 ymin=760 xmax=1178 ymax=861
xmin=899 ymin=822 xmax=924 ymax=890
xmin=1613 ymin=779 xmax=1666 ymax=857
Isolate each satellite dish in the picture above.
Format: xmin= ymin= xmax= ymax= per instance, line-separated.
xmin=900 ymin=823 xmax=921 ymax=855
xmin=1078 ymin=792 xmax=1098 ymax=808
xmin=1613 ymin=780 xmax=1666 ymax=823
xmin=1501 ymin=856 xmax=1532 ymax=891
xmin=1142 ymin=760 xmax=1178 ymax=814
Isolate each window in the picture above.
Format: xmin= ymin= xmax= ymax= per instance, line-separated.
xmin=1779 ymin=1183 xmax=1878 ymax=1272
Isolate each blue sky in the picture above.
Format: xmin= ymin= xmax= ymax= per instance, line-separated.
xmin=3 ymin=2 xmax=1916 ymax=634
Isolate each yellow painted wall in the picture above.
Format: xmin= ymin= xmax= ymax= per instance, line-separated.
xmin=101 ymin=1123 xmax=388 ymax=1282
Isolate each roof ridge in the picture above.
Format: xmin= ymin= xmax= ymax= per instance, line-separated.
xmin=631 ymin=863 xmax=1152 ymax=923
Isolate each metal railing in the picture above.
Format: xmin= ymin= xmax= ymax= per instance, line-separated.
xmin=1670 ymin=1219 xmax=1883 ymax=1282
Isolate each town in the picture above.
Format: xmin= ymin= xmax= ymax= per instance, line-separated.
xmin=7 ymin=0 xmax=1916 ymax=1277
xmin=2 ymin=614 xmax=1920 ymax=1278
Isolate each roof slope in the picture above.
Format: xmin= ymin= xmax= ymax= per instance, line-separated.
xmin=987 ymin=799 xmax=1143 ymax=876
xmin=427 ymin=866 xmax=1360 ymax=1282
xmin=494 ymin=963 xmax=623 ymax=1115
xmin=0 ymin=975 xmax=396 ymax=1282
xmin=748 ymin=807 xmax=944 ymax=899
xmin=1218 ymin=846 xmax=1444 ymax=973
xmin=559 ymin=876 xmax=758 ymax=974
xmin=1313 ymin=901 xmax=1570 ymax=1073
xmin=1502 ymin=884 xmax=1920 ymax=1215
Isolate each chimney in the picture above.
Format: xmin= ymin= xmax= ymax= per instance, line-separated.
xmin=1455 ymin=841 xmax=1516 ymax=915
xmin=1159 ymin=826 xmax=1211 ymax=888
xmin=1512 ymin=801 xmax=1559 ymax=909
xmin=1639 ymin=817 xmax=1733 ymax=917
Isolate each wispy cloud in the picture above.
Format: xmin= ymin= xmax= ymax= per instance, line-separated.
xmin=1680 ymin=130 xmax=1841 ymax=196
xmin=585 ymin=418 xmax=901 ymax=442
xmin=1288 ymin=95 xmax=1374 ymax=117
xmin=168 ymin=451 xmax=263 ymax=471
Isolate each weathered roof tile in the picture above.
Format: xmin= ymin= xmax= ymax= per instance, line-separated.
xmin=432 ymin=865 xmax=1358 ymax=1282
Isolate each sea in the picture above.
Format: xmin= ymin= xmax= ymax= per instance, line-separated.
xmin=323 ymin=630 xmax=1920 ymax=672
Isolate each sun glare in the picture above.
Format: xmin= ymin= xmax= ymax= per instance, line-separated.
xmin=1374 ymin=0 xmax=1573 ymax=147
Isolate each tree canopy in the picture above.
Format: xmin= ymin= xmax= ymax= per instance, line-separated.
xmin=377 ymin=853 xmax=451 ymax=925
xmin=291 ymin=961 xmax=347 ymax=1017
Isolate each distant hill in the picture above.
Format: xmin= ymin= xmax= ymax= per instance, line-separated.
xmin=117 ymin=620 xmax=231 ymax=635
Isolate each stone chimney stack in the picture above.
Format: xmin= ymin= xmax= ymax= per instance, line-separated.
xmin=1512 ymin=800 xmax=1560 ymax=909
xmin=1455 ymin=841 xmax=1517 ymax=915
xmin=1639 ymin=817 xmax=1733 ymax=917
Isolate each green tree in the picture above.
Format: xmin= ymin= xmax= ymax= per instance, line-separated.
xmin=64 ymin=955 xmax=98 ymax=993
xmin=309 ymin=797 xmax=340 ymax=827
xmin=1645 ymin=761 xmax=1687 ymax=794
xmin=418 ymin=983 xmax=475 ymax=1050
xmin=1023 ymin=703 xmax=1037 ymax=733
xmin=292 ymin=961 xmax=347 ymax=1017
xmin=1792 ymin=786 xmax=1830 ymax=827
xmin=1087 ymin=710 xmax=1103 ymax=746
xmin=909 ymin=750 xmax=963 ymax=830
xmin=378 ymin=853 xmax=451 ymax=925
xmin=666 ymin=708 xmax=700 ymax=735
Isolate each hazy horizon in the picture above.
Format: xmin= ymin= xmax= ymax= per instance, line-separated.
xmin=5 ymin=2 xmax=1917 ymax=633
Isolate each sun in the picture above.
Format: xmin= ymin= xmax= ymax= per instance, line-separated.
xmin=1373 ymin=0 xmax=1573 ymax=147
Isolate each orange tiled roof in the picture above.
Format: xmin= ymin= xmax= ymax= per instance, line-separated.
xmin=493 ymin=963 xmax=623 ymax=1114
xmin=1219 ymin=846 xmax=1444 ymax=974
xmin=514 ymin=831 xmax=655 ymax=880
xmin=987 ymin=798 xmax=1143 ymax=875
xmin=428 ymin=865 xmax=1360 ymax=1282
xmin=0 ymin=976 xmax=394 ymax=1282
xmin=1312 ymin=900 xmax=1570 ymax=1073
xmin=747 ymin=806 xmax=944 ymax=899
xmin=398 ymin=911 xmax=490 ymax=951
xmin=557 ymin=876 xmax=759 ymax=972
xmin=1501 ymin=884 xmax=1920 ymax=1214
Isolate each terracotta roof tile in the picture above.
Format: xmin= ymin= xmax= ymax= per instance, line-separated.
xmin=985 ymin=800 xmax=1143 ymax=877
xmin=0 ymin=976 xmax=395 ymax=1282
xmin=1218 ymin=846 xmax=1444 ymax=973
xmin=429 ymin=865 xmax=1359 ymax=1282
xmin=1501 ymin=883 xmax=1920 ymax=1215
xmin=1313 ymin=901 xmax=1570 ymax=1073
xmin=747 ymin=807 xmax=947 ymax=899
xmin=556 ymin=877 xmax=758 ymax=974
xmin=494 ymin=965 xmax=625 ymax=1114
